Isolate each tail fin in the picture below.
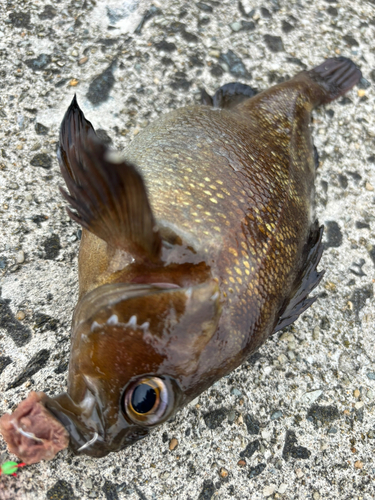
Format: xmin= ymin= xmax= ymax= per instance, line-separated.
xmin=306 ymin=57 xmax=362 ymax=104
xmin=57 ymin=96 xmax=161 ymax=260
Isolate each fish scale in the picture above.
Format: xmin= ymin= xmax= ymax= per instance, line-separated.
xmin=125 ymin=117 xmax=295 ymax=367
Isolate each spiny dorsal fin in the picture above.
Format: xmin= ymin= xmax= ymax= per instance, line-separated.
xmin=273 ymin=222 xmax=325 ymax=334
xmin=58 ymin=96 xmax=161 ymax=260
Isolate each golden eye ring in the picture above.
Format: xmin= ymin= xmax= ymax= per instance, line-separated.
xmin=123 ymin=377 xmax=169 ymax=426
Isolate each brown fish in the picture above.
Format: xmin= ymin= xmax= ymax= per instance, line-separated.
xmin=0 ymin=57 xmax=361 ymax=464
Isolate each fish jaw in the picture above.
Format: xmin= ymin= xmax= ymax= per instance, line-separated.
xmin=42 ymin=376 xmax=182 ymax=457
xmin=43 ymin=391 xmax=151 ymax=457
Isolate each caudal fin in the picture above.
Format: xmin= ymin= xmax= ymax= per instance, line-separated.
xmin=57 ymin=96 xmax=161 ymax=260
xmin=307 ymin=57 xmax=362 ymax=104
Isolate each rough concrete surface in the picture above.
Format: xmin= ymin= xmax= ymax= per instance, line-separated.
xmin=0 ymin=0 xmax=375 ymax=499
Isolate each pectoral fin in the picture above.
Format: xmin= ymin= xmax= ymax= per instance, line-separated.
xmin=58 ymin=96 xmax=161 ymax=260
xmin=273 ymin=222 xmax=325 ymax=334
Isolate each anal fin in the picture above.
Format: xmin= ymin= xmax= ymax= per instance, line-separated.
xmin=273 ymin=222 xmax=325 ymax=334
xmin=58 ymin=96 xmax=161 ymax=260
xmin=201 ymin=82 xmax=257 ymax=110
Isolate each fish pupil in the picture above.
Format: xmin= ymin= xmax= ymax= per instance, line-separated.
xmin=131 ymin=384 xmax=157 ymax=414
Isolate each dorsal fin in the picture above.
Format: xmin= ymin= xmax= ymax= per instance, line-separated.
xmin=273 ymin=222 xmax=325 ymax=334
xmin=57 ymin=96 xmax=161 ymax=260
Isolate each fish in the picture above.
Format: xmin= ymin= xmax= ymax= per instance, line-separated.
xmin=0 ymin=57 xmax=362 ymax=464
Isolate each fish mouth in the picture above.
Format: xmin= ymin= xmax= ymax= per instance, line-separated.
xmin=45 ymin=391 xmax=150 ymax=457
xmin=45 ymin=374 xmax=182 ymax=457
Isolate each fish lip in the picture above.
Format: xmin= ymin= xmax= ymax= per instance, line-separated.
xmin=44 ymin=393 xmax=103 ymax=453
xmin=45 ymin=392 xmax=150 ymax=457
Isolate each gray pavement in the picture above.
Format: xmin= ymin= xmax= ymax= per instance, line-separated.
xmin=0 ymin=0 xmax=374 ymax=499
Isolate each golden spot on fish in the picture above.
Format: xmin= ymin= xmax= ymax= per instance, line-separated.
xmin=235 ymin=267 xmax=242 ymax=276
xmin=216 ymin=179 xmax=223 ymax=185
xmin=229 ymin=277 xmax=235 ymax=284
xmin=203 ymin=190 xmax=212 ymax=196
xmin=236 ymin=277 xmax=242 ymax=285
xmin=245 ymin=269 xmax=250 ymax=276
xmin=229 ymin=248 xmax=238 ymax=257
xmin=213 ymin=226 xmax=221 ymax=232
xmin=210 ymin=198 xmax=218 ymax=204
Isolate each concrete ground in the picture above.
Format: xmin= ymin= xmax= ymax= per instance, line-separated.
xmin=0 ymin=0 xmax=374 ymax=499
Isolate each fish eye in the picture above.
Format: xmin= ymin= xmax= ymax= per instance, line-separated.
xmin=123 ymin=377 xmax=169 ymax=426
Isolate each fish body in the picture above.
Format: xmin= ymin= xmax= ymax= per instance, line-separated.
xmin=0 ymin=57 xmax=362 ymax=463
xmin=76 ymin=101 xmax=315 ymax=398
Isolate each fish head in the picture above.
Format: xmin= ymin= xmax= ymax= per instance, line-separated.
xmin=46 ymin=280 xmax=221 ymax=456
